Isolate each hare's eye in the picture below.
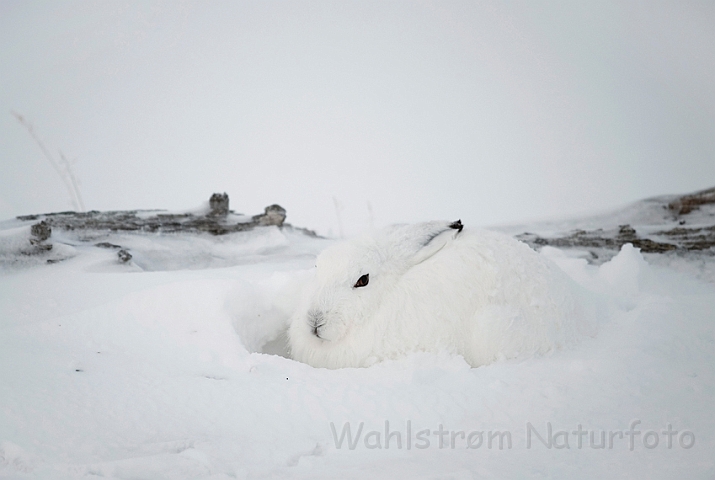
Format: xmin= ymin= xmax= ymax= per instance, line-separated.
xmin=353 ymin=274 xmax=369 ymax=288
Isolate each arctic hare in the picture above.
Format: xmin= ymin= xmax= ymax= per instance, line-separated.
xmin=288 ymin=220 xmax=594 ymax=368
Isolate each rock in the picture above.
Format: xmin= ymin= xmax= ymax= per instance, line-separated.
xmin=656 ymin=225 xmax=715 ymax=251
xmin=516 ymin=225 xmax=678 ymax=257
xmin=668 ymin=186 xmax=715 ymax=215
xmin=253 ymin=204 xmax=287 ymax=227
xmin=617 ymin=224 xmax=637 ymax=239
xmin=117 ymin=249 xmax=132 ymax=263
xmin=29 ymin=221 xmax=52 ymax=252
xmin=95 ymin=242 xmax=122 ymax=249
xmin=209 ymin=192 xmax=229 ymax=216
xmin=30 ymin=221 xmax=51 ymax=243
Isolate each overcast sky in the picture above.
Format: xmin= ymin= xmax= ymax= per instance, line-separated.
xmin=1 ymin=1 xmax=713 ymax=236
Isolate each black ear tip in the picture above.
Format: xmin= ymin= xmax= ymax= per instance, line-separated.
xmin=449 ymin=220 xmax=463 ymax=232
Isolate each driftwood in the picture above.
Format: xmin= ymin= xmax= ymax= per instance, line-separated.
xmin=14 ymin=193 xmax=316 ymax=264
xmin=18 ymin=193 xmax=290 ymax=236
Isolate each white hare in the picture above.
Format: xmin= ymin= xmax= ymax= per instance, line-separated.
xmin=288 ymin=220 xmax=596 ymax=368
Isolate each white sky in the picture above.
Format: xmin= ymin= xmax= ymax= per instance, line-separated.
xmin=1 ymin=1 xmax=713 ymax=236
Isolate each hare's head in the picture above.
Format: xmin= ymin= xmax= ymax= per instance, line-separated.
xmin=290 ymin=220 xmax=463 ymax=349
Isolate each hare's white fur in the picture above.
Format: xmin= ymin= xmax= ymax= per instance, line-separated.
xmin=288 ymin=221 xmax=595 ymax=368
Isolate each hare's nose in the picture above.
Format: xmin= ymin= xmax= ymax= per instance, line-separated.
xmin=308 ymin=310 xmax=326 ymax=338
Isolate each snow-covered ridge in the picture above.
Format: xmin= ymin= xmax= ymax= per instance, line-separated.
xmin=499 ymin=186 xmax=715 ymax=236
xmin=495 ymin=186 xmax=715 ymax=282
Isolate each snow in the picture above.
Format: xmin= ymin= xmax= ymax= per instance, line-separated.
xmin=494 ymin=193 xmax=693 ymax=237
xmin=0 ymin=215 xmax=713 ymax=478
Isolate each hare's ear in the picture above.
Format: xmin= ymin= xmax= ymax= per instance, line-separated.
xmin=386 ymin=220 xmax=463 ymax=267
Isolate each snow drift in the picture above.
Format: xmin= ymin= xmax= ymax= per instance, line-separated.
xmin=0 ymin=201 xmax=713 ymax=479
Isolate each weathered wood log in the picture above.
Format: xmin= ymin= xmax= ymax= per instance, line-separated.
xmin=17 ymin=193 xmax=295 ymax=236
xmin=516 ymin=187 xmax=715 ymax=261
